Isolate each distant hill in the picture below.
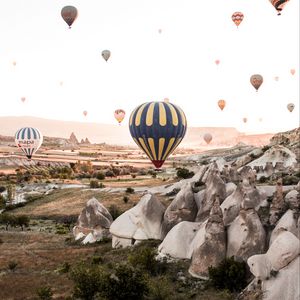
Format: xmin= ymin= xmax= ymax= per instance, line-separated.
xmin=0 ymin=116 xmax=274 ymax=147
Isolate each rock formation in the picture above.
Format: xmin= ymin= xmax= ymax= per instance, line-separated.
xmin=69 ymin=132 xmax=79 ymax=144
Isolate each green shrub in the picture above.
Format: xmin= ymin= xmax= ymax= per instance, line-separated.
xmin=95 ymin=172 xmax=105 ymax=180
xmin=147 ymin=276 xmax=174 ymax=300
xmin=36 ymin=286 xmax=53 ymax=300
xmin=58 ymin=262 xmax=71 ymax=274
xmin=282 ymin=175 xmax=299 ymax=185
xmin=108 ymin=204 xmax=122 ymax=220
xmin=126 ymin=187 xmax=135 ymax=194
xmin=176 ymin=168 xmax=194 ymax=179
xmin=90 ymin=179 xmax=100 ymax=189
xmin=258 ymin=176 xmax=268 ymax=183
xmin=131 ymin=174 xmax=137 ymax=179
xmin=56 ymin=228 xmax=68 ymax=235
xmin=123 ymin=196 xmax=129 ymax=204
xmin=91 ymin=256 xmax=104 ymax=265
xmin=208 ymin=257 xmax=248 ymax=292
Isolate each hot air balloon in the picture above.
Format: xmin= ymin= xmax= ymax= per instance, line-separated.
xmin=102 ymin=50 xmax=111 ymax=62
xmin=158 ymin=29 xmax=162 ymax=34
xmin=274 ymin=76 xmax=279 ymax=81
xmin=129 ymin=101 xmax=187 ymax=169
xmin=59 ymin=81 xmax=64 ymax=86
xmin=15 ymin=127 xmax=43 ymax=159
xmin=203 ymin=133 xmax=212 ymax=144
xmin=242 ymin=117 xmax=247 ymax=123
xmin=218 ymin=99 xmax=226 ymax=111
xmin=12 ymin=61 xmax=16 ymax=66
xmin=215 ymin=59 xmax=220 ymax=65
xmin=258 ymin=117 xmax=263 ymax=122
xmin=83 ymin=110 xmax=88 ymax=117
xmin=232 ymin=12 xmax=244 ymax=27
xmin=21 ymin=97 xmax=26 ymax=103
xmin=250 ymin=74 xmax=263 ymax=91
xmin=269 ymin=0 xmax=289 ymax=15
xmin=287 ymin=103 xmax=295 ymax=112
xmin=61 ymin=6 xmax=78 ymax=28
xmin=290 ymin=69 xmax=295 ymax=76
xmin=114 ymin=109 xmax=125 ymax=125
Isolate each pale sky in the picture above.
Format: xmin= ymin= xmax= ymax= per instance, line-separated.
xmin=0 ymin=0 xmax=299 ymax=134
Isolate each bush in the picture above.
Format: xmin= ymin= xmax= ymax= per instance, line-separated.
xmin=95 ymin=172 xmax=105 ymax=180
xmin=8 ymin=260 xmax=18 ymax=271
xmin=282 ymin=175 xmax=299 ymax=185
xmin=36 ymin=286 xmax=53 ymax=300
xmin=126 ymin=187 xmax=135 ymax=194
xmin=123 ymin=196 xmax=129 ymax=204
xmin=0 ymin=186 xmax=6 ymax=193
xmin=176 ymin=168 xmax=194 ymax=179
xmin=147 ymin=276 xmax=174 ymax=300
xmin=58 ymin=262 xmax=71 ymax=274
xmin=208 ymin=257 xmax=248 ymax=292
xmin=258 ymin=176 xmax=268 ymax=183
xmin=108 ymin=204 xmax=122 ymax=220
xmin=131 ymin=174 xmax=137 ymax=179
xmin=90 ymin=179 xmax=100 ymax=189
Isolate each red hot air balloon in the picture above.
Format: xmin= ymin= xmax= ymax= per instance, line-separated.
xmin=290 ymin=69 xmax=295 ymax=76
xmin=21 ymin=97 xmax=26 ymax=103
xmin=269 ymin=0 xmax=290 ymax=15
xmin=61 ymin=6 xmax=78 ymax=28
xmin=218 ymin=99 xmax=226 ymax=111
xmin=232 ymin=12 xmax=244 ymax=28
xmin=215 ymin=59 xmax=220 ymax=65
xmin=250 ymin=74 xmax=263 ymax=92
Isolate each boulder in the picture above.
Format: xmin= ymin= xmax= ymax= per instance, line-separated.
xmin=225 ymin=182 xmax=237 ymax=197
xmin=195 ymin=172 xmax=226 ymax=222
xmin=284 ymin=189 xmax=299 ymax=210
xmin=73 ymin=198 xmax=113 ymax=243
xmin=158 ymin=221 xmax=203 ymax=259
xmin=227 ymin=209 xmax=266 ymax=261
xmin=110 ymin=193 xmax=165 ymax=248
xmin=189 ymin=198 xmax=226 ymax=279
xmin=269 ymin=210 xmax=298 ymax=245
xmin=162 ymin=182 xmax=197 ymax=237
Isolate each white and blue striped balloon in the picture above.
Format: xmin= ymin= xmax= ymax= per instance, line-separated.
xmin=15 ymin=127 xmax=43 ymax=159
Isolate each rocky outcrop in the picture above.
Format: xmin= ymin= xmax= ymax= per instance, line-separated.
xmin=110 ymin=193 xmax=165 ymax=248
xmin=69 ymin=132 xmax=79 ymax=144
xmin=284 ymin=189 xmax=299 ymax=210
xmin=189 ymin=199 xmax=226 ymax=279
xmin=162 ymin=183 xmax=197 ymax=237
xmin=227 ymin=208 xmax=266 ymax=261
xmin=73 ymin=198 xmax=113 ymax=244
xmin=269 ymin=179 xmax=285 ymax=226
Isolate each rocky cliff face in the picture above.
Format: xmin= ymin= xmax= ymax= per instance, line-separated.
xmin=69 ymin=132 xmax=79 ymax=144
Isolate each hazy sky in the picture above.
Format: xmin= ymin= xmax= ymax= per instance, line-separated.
xmin=0 ymin=0 xmax=299 ymax=134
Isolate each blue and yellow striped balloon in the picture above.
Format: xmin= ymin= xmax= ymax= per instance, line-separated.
xmin=15 ymin=127 xmax=43 ymax=159
xmin=129 ymin=101 xmax=187 ymax=169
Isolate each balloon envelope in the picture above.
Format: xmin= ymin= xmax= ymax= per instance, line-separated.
xmin=274 ymin=76 xmax=279 ymax=81
xmin=232 ymin=12 xmax=244 ymax=27
xmin=215 ymin=59 xmax=220 ymax=65
xmin=243 ymin=117 xmax=247 ymax=123
xmin=290 ymin=69 xmax=295 ymax=75
xmin=203 ymin=133 xmax=212 ymax=144
xmin=218 ymin=99 xmax=226 ymax=111
xmin=21 ymin=97 xmax=26 ymax=103
xmin=287 ymin=103 xmax=295 ymax=112
xmin=114 ymin=109 xmax=125 ymax=124
xmin=269 ymin=0 xmax=289 ymax=15
xmin=102 ymin=50 xmax=111 ymax=62
xmin=15 ymin=127 xmax=43 ymax=159
xmin=61 ymin=6 xmax=78 ymax=28
xmin=129 ymin=101 xmax=187 ymax=169
xmin=250 ymin=74 xmax=263 ymax=91
xmin=83 ymin=110 xmax=88 ymax=117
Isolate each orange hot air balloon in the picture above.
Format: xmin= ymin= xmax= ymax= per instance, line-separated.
xmin=83 ymin=110 xmax=88 ymax=117
xmin=21 ymin=97 xmax=26 ymax=103
xmin=232 ymin=12 xmax=244 ymax=27
xmin=269 ymin=0 xmax=289 ymax=15
xmin=61 ymin=6 xmax=78 ymax=28
xmin=114 ymin=109 xmax=125 ymax=125
xmin=203 ymin=133 xmax=212 ymax=144
xmin=218 ymin=99 xmax=226 ymax=111
xmin=290 ymin=69 xmax=295 ymax=76
xmin=250 ymin=74 xmax=263 ymax=91
xmin=242 ymin=117 xmax=247 ymax=123
xmin=215 ymin=59 xmax=220 ymax=65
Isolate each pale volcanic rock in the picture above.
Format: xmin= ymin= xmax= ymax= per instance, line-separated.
xmin=269 ymin=179 xmax=285 ymax=226
xmin=227 ymin=208 xmax=266 ymax=261
xmin=69 ymin=132 xmax=79 ymax=144
xmin=225 ymin=182 xmax=237 ymax=197
xmin=158 ymin=221 xmax=203 ymax=259
xmin=162 ymin=182 xmax=197 ymax=237
xmin=269 ymin=210 xmax=298 ymax=245
xmin=195 ymin=171 xmax=226 ymax=222
xmin=284 ymin=189 xmax=299 ymax=210
xmin=110 ymin=193 xmax=165 ymax=248
xmin=189 ymin=198 xmax=226 ymax=279
xmin=73 ymin=198 xmax=113 ymax=243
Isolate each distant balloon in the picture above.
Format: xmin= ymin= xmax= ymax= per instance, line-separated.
xmin=243 ymin=117 xmax=247 ymax=123
xmin=83 ymin=110 xmax=88 ymax=117
xmin=61 ymin=6 xmax=78 ymax=28
xmin=274 ymin=76 xmax=279 ymax=81
xmin=203 ymin=133 xmax=212 ymax=144
xmin=129 ymin=101 xmax=187 ymax=169
xmin=114 ymin=109 xmax=125 ymax=125
xmin=15 ymin=127 xmax=43 ymax=159
xmin=269 ymin=0 xmax=289 ymax=15
xmin=290 ymin=69 xmax=295 ymax=75
xmin=218 ymin=99 xmax=226 ymax=111
xmin=158 ymin=29 xmax=162 ymax=34
xmin=232 ymin=12 xmax=244 ymax=27
xmin=12 ymin=61 xmax=16 ymax=66
xmin=102 ymin=50 xmax=111 ymax=62
xmin=250 ymin=74 xmax=263 ymax=91
xmin=287 ymin=103 xmax=295 ymax=112
xmin=21 ymin=97 xmax=26 ymax=103
xmin=215 ymin=59 xmax=220 ymax=65
xmin=258 ymin=117 xmax=263 ymax=122
xmin=59 ymin=81 xmax=63 ymax=86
